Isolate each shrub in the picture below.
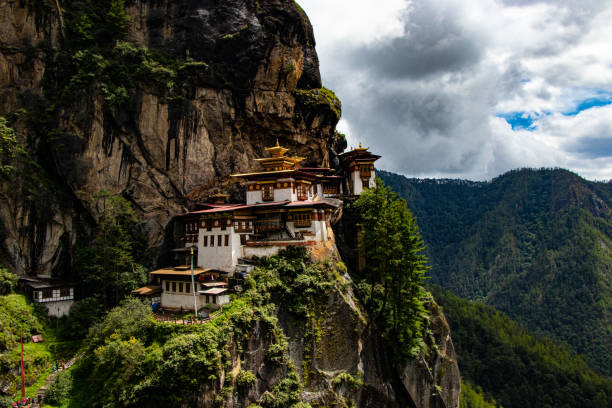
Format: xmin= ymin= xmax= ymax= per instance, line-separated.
xmin=45 ymin=369 xmax=73 ymax=405
xmin=0 ymin=268 xmax=17 ymax=295
xmin=235 ymin=369 xmax=256 ymax=391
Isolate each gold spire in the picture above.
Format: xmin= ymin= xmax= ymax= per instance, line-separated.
xmin=265 ymin=140 xmax=289 ymax=158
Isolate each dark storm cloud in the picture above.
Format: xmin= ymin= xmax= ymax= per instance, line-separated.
xmin=349 ymin=2 xmax=483 ymax=79
xmin=569 ymin=137 xmax=612 ymax=159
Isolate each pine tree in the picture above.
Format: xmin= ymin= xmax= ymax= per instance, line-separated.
xmin=354 ymin=179 xmax=428 ymax=358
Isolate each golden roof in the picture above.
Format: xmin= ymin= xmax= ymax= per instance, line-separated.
xmin=265 ymin=139 xmax=289 ymax=158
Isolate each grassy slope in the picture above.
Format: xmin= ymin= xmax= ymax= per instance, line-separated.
xmin=379 ymin=168 xmax=612 ymax=374
xmin=0 ymin=294 xmax=80 ymax=402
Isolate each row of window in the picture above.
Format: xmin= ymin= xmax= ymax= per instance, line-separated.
xmin=293 ymin=213 xmax=312 ymax=227
xmin=164 ymin=281 xmax=222 ymax=294
xmin=260 ymin=183 xmax=311 ymax=201
xmin=38 ymin=288 xmax=72 ymax=299
xmin=202 ymin=234 xmax=230 ymax=247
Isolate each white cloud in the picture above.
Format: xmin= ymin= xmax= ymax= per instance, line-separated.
xmin=297 ymin=0 xmax=612 ymax=180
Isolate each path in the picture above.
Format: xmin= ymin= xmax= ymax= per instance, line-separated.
xmin=30 ymin=355 xmax=79 ymax=408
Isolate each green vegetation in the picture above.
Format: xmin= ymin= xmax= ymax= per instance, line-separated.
xmin=294 ymin=87 xmax=342 ymax=120
xmin=47 ymin=248 xmax=347 ymax=407
xmin=0 ymin=117 xmax=24 ymax=178
xmin=0 ymin=294 xmax=43 ymax=352
xmin=460 ymin=381 xmax=499 ymax=408
xmin=351 ymin=179 xmax=429 ymax=361
xmin=379 ymin=168 xmax=612 ymax=375
xmin=430 ymin=285 xmax=612 ymax=408
xmin=0 ymin=292 xmax=79 ymax=402
xmin=75 ymin=191 xmax=146 ymax=310
xmin=0 ymin=267 xmax=18 ymax=296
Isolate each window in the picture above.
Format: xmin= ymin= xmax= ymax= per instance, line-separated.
xmin=362 ymin=179 xmax=369 ymax=189
xmin=221 ymin=218 xmax=226 ymax=230
xmin=262 ymin=184 xmax=273 ymax=201
xmin=60 ymin=287 xmax=70 ymax=297
xmin=172 ymin=282 xmax=176 ymax=292
xmin=240 ymin=234 xmax=247 ymax=245
xmin=218 ymin=235 xmax=222 ymax=246
xmin=165 ymin=281 xmax=170 ymax=291
xmin=225 ymin=235 xmax=229 ymax=246
xmin=203 ymin=236 xmax=208 ymax=247
xmin=206 ymin=221 xmax=212 ymax=231
xmin=186 ymin=283 xmax=190 ymax=293
xmin=178 ymin=282 xmax=183 ymax=293
xmin=294 ymin=212 xmax=312 ymax=227
xmin=323 ymin=183 xmax=339 ymax=195
xmin=297 ymin=184 xmax=308 ymax=200
xmin=210 ymin=236 xmax=214 ymax=247
xmin=43 ymin=288 xmax=52 ymax=298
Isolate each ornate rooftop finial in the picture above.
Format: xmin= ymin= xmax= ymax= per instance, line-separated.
xmin=275 ymin=138 xmax=280 ymax=147
xmin=359 ymin=142 xmax=362 ymax=148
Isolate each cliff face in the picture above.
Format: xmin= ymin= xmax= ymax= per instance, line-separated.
xmin=0 ymin=0 xmax=343 ymax=276
xmin=200 ymin=273 xmax=460 ymax=408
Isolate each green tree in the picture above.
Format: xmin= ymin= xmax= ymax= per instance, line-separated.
xmin=0 ymin=267 xmax=17 ymax=295
xmin=353 ymin=179 xmax=428 ymax=359
xmin=76 ymin=191 xmax=146 ymax=308
xmin=0 ymin=117 xmax=23 ymax=178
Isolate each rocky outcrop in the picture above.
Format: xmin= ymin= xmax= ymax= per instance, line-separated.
xmin=199 ymin=273 xmax=460 ymax=408
xmin=0 ymin=0 xmax=343 ymax=275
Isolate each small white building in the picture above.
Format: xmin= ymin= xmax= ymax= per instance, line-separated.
xmin=145 ymin=266 xmax=230 ymax=311
xmin=20 ymin=278 xmax=75 ymax=318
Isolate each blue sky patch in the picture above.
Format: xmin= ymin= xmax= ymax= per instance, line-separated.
xmin=563 ymin=95 xmax=612 ymax=116
xmin=497 ymin=111 xmax=539 ymax=131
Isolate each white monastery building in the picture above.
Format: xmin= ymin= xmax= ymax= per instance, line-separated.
xmin=136 ymin=142 xmax=380 ymax=312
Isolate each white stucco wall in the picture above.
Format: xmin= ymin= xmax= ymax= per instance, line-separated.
xmin=274 ymin=187 xmax=295 ymax=202
xmin=42 ymin=300 xmax=73 ymax=318
xmin=246 ymin=190 xmax=263 ymax=204
xmin=197 ymin=228 xmax=240 ymax=271
xmin=243 ymin=245 xmax=282 ymax=258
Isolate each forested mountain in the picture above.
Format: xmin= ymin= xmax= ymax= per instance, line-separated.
xmin=430 ymin=285 xmax=612 ymax=408
xmin=379 ymin=168 xmax=612 ymax=375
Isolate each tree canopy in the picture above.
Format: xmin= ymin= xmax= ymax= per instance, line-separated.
xmin=353 ymin=179 xmax=429 ymax=359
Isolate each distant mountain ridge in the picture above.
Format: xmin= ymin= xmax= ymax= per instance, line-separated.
xmin=379 ymin=168 xmax=612 ymax=375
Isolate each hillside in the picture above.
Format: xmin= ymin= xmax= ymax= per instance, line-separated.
xmin=430 ymin=286 xmax=612 ymax=408
xmin=379 ymin=168 xmax=612 ymax=375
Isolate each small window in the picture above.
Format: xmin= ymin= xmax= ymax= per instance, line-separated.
xmin=297 ymin=184 xmax=308 ymax=201
xmin=206 ymin=221 xmax=212 ymax=231
xmin=203 ymin=236 xmax=208 ymax=247
xmin=294 ymin=212 xmax=312 ymax=227
xmin=225 ymin=235 xmax=229 ymax=246
xmin=221 ymin=219 xmax=226 ymax=230
xmin=172 ymin=282 xmax=176 ymax=292
xmin=240 ymin=234 xmax=247 ymax=245
xmin=60 ymin=287 xmax=70 ymax=297
xmin=362 ymin=179 xmax=369 ymax=189
xmin=262 ymin=184 xmax=274 ymax=201
xmin=165 ymin=281 xmax=170 ymax=291
xmin=210 ymin=236 xmax=214 ymax=247
xmin=218 ymin=235 xmax=222 ymax=246
xmin=186 ymin=283 xmax=190 ymax=293
xmin=178 ymin=282 xmax=183 ymax=293
xmin=43 ymin=288 xmax=52 ymax=298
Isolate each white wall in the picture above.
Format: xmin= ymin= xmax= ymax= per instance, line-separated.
xmin=246 ymin=190 xmax=262 ymax=204
xmin=42 ymin=300 xmax=73 ymax=318
xmin=197 ymin=227 xmax=239 ymax=271
xmin=274 ymin=187 xmax=295 ymax=202
xmin=243 ymin=245 xmax=282 ymax=258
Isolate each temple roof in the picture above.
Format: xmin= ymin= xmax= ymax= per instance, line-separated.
xmin=338 ymin=144 xmax=381 ymax=164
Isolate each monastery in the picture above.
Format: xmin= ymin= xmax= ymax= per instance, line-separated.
xmin=135 ymin=142 xmax=380 ymax=312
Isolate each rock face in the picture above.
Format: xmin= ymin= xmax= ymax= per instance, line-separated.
xmin=206 ymin=274 xmax=460 ymax=408
xmin=0 ymin=0 xmax=342 ymax=275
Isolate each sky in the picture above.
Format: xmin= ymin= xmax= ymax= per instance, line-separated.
xmin=297 ymin=0 xmax=612 ymax=181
